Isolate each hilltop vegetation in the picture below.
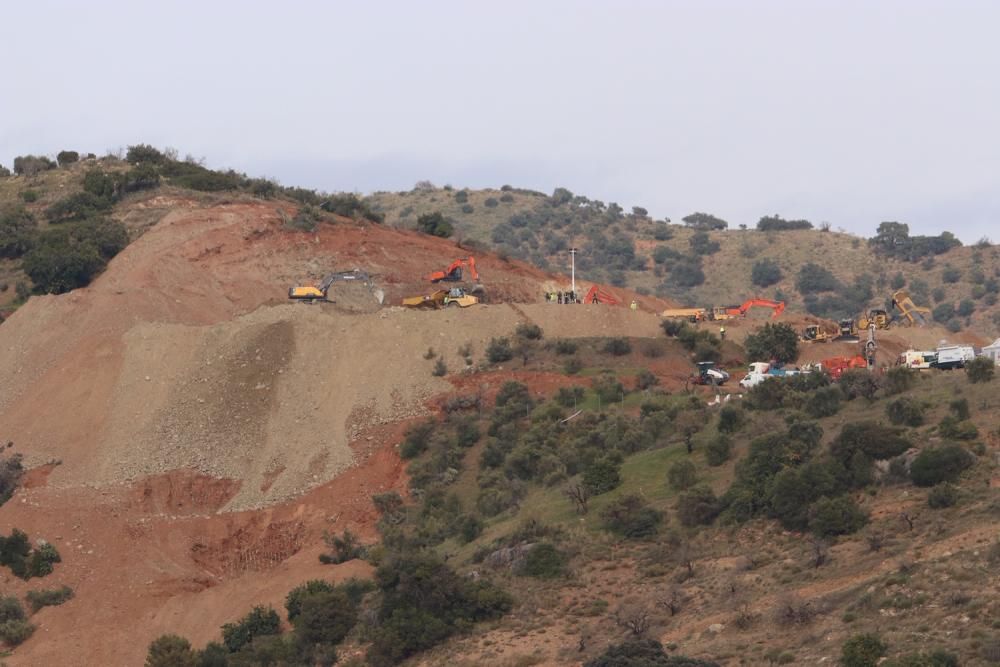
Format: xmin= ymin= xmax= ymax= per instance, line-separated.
xmin=367 ymin=185 xmax=1000 ymax=336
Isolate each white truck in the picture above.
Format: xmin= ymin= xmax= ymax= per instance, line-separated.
xmin=932 ymin=345 xmax=976 ymax=370
xmin=898 ymin=349 xmax=938 ymax=369
xmin=739 ymin=362 xmax=803 ymax=389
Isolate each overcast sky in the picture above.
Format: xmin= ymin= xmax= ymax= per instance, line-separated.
xmin=2 ymin=0 xmax=998 ymax=241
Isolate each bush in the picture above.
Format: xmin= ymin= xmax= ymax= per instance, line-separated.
xmin=966 ymin=356 xmax=995 ymax=383
xmin=585 ymin=638 xmax=720 ymax=666
xmin=927 ymin=483 xmax=959 ymax=509
xmin=751 ymin=259 xmax=783 ymax=287
xmin=689 ymin=231 xmax=720 ymax=255
xmin=938 ymin=415 xmax=978 ymax=440
xmin=704 ymin=435 xmax=732 ymax=466
xmin=0 ymin=452 xmax=25 ymax=506
xmin=515 ymin=322 xmax=543 ymax=340
xmin=121 ymin=164 xmax=161 ymax=193
xmin=56 ymin=150 xmax=79 ymax=166
xmin=320 ymin=529 xmax=366 ymax=564
xmin=221 ymin=606 xmax=281 ymax=652
xmin=668 ymin=257 xmax=705 ymax=287
xmin=521 ymin=542 xmax=566 ymax=578
xmin=603 ymin=337 xmax=632 ymax=356
xmin=20 ymin=189 xmax=38 ymax=203
xmin=285 ymin=580 xmax=336 ymax=620
xmin=484 ymin=197 xmax=498 ymax=208
xmin=432 ymin=358 xmax=447 ymax=377
xmin=932 ymin=303 xmax=955 ymax=322
xmin=13 ymin=155 xmax=57 ymax=176
xmin=886 ymin=398 xmax=924 ymax=427
xmin=744 ymin=323 xmax=799 ymax=363
xmin=883 ymin=366 xmax=916 ymax=395
xmin=145 ymin=634 xmax=196 ymax=667
xmin=601 ymin=494 xmax=663 ymax=539
xmin=717 ymin=406 xmax=745 ymax=434
xmin=796 ymin=263 xmax=840 ymax=293
xmin=838 ymin=369 xmax=882 ymax=401
xmin=910 ymin=445 xmax=973 ymax=487
xmin=291 ymin=588 xmax=357 ymax=648
xmin=556 ymin=385 xmax=585 ymax=407
xmin=635 ymin=369 xmax=659 ymax=391
xmin=682 ymin=212 xmax=728 ymax=230
xmin=23 ymin=219 xmax=129 ymax=293
xmin=758 ymin=215 xmax=812 ymax=231
xmin=809 ymin=496 xmax=868 ymax=537
xmin=677 ymin=485 xmax=720 ymax=527
xmin=486 ymin=337 xmax=514 ymax=363
xmin=840 ymin=633 xmax=887 ymax=667
xmin=805 ymin=385 xmax=842 ymax=418
xmin=667 ymin=460 xmax=698 ymax=491
xmin=126 ymin=144 xmax=167 ymax=165
xmin=553 ymin=338 xmax=578 ymax=355
xmin=45 ymin=191 xmax=111 ymax=223
xmin=0 ymin=207 xmax=37 ymax=259
xmin=941 ymin=266 xmax=961 ymax=283
xmin=583 ymin=459 xmax=622 ymax=495
xmin=883 ymin=651 xmax=959 ymax=667
xmin=416 ymin=212 xmax=454 ymax=238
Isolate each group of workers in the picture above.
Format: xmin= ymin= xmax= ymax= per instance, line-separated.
xmin=545 ymin=290 xmax=580 ymax=304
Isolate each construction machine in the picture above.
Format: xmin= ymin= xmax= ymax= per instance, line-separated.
xmin=707 ymin=306 xmax=741 ymax=321
xmin=737 ymin=298 xmax=785 ymax=319
xmin=426 ymin=257 xmax=485 ymax=296
xmin=288 ymin=269 xmax=372 ymax=303
xmin=692 ymin=361 xmax=730 ymax=386
xmin=800 ymin=324 xmax=832 ymax=343
xmin=836 ymin=318 xmax=859 ymax=340
xmin=891 ymin=289 xmax=931 ymax=326
xmin=402 ymin=287 xmax=479 ymax=310
xmin=858 ymin=309 xmax=890 ymax=331
xmin=863 ymin=322 xmax=878 ymax=368
xmin=582 ymin=284 xmax=620 ymax=305
xmin=661 ymin=308 xmax=706 ymax=322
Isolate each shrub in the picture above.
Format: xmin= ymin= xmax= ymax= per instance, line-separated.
xmin=758 ymin=215 xmax=812 ymax=231
xmin=320 ymin=529 xmax=367 ymax=564
xmin=221 ymin=606 xmax=281 ymax=652
xmin=751 ymin=259 xmax=783 ymax=287
xmin=938 ymin=415 xmax=978 ymax=440
xmin=669 ymin=257 xmax=705 ymax=287
xmin=831 ymin=422 xmax=910 ymax=466
xmin=126 ymin=144 xmax=167 ymax=165
xmin=585 ymin=638 xmax=720 ymax=666
xmin=432 ymin=358 xmax=447 ymax=377
xmin=484 ymin=197 xmax=498 ymax=208
xmin=583 ymin=459 xmax=622 ymax=495
xmin=553 ymin=338 xmax=577 ymax=354
xmin=45 ymin=191 xmax=111 ymax=223
xmin=689 ymin=231 xmax=720 ymax=255
xmin=883 ymin=651 xmax=959 ymax=667
xmin=0 ymin=452 xmax=25 ymax=505
xmin=805 ymin=385 xmax=842 ymax=418
xmin=932 ymin=303 xmax=955 ymax=322
xmin=838 ymin=369 xmax=881 ymax=401
xmin=966 ymin=356 xmax=995 ymax=383
xmin=0 ymin=207 xmax=37 ymax=259
xmin=927 ymin=483 xmax=959 ymax=509
xmin=486 ymin=337 xmax=514 ymax=363
xmin=910 ymin=445 xmax=973 ymax=487
xmin=291 ymin=588 xmax=357 ymax=648
xmin=744 ymin=323 xmax=799 ymax=363
xmin=603 ymin=337 xmax=632 ymax=356
xmin=499 ymin=193 xmax=514 ymax=203
xmin=285 ymin=580 xmax=336 ymax=620
xmin=717 ymin=406 xmax=745 ymax=434
xmin=13 ymin=155 xmax=57 ymax=176
xmin=677 ymin=485 xmax=720 ymax=527
xmin=840 ymin=633 xmax=887 ymax=667
xmin=20 ymin=189 xmax=38 ymax=202
xmin=704 ymin=435 xmax=732 ymax=466
xmin=601 ymin=494 xmax=663 ymax=539
xmin=556 ymin=385 xmax=585 ymax=407
xmin=145 ymin=634 xmax=196 ymax=667
xmin=515 ymin=322 xmax=543 ymax=340
xmin=652 ymin=226 xmax=673 ymax=241
xmin=521 ymin=542 xmax=566 ymax=578
xmin=0 ymin=164 xmax=10 ymax=177
xmin=56 ymin=150 xmax=79 ymax=166
xmin=460 ymin=203 xmax=474 ymax=214
xmin=121 ymin=164 xmax=161 ymax=193
xmin=883 ymin=366 xmax=916 ymax=395
xmin=941 ymin=266 xmax=961 ymax=283
xmin=667 ymin=460 xmax=698 ymax=491
xmin=796 ymin=263 xmax=840 ymax=293
xmin=416 ymin=212 xmax=454 ymax=238
xmin=809 ymin=496 xmax=869 ymax=537
xmin=886 ymin=398 xmax=924 ymax=427
xmin=890 ymin=272 xmax=906 ymax=290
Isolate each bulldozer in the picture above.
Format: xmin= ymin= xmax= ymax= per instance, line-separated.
xmin=836 ymin=318 xmax=859 ymax=340
xmin=858 ymin=308 xmax=890 ymax=331
xmin=800 ymin=324 xmax=832 ymax=343
xmin=402 ymin=287 xmax=479 ymax=310
xmin=288 ymin=269 xmax=372 ymax=303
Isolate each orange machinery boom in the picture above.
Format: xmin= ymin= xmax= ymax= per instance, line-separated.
xmin=427 ymin=257 xmax=480 ymax=283
xmin=582 ymin=284 xmax=621 ymax=305
xmin=734 ymin=298 xmax=785 ymax=318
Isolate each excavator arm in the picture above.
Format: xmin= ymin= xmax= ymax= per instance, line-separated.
xmin=738 ymin=298 xmax=785 ymax=318
xmin=427 ymin=257 xmax=479 ymax=283
xmin=582 ymin=285 xmax=621 ymax=305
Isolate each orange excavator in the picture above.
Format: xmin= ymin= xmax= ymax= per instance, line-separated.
xmin=427 ymin=257 xmax=479 ymax=284
xmin=734 ymin=298 xmax=785 ymax=319
xmin=582 ymin=284 xmax=620 ymax=305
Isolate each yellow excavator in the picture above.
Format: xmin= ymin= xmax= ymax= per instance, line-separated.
xmin=288 ymin=270 xmax=372 ymax=303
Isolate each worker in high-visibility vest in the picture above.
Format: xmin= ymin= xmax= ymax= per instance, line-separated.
xmin=630 ymin=300 xmax=637 ymax=312
xmin=719 ymin=325 xmax=726 ymax=341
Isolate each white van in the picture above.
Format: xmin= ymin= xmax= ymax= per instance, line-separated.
xmin=933 ymin=345 xmax=976 ymax=370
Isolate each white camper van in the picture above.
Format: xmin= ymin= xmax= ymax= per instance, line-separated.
xmin=933 ymin=345 xmax=976 ymax=370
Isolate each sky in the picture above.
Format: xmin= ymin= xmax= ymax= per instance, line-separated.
xmin=2 ymin=0 xmax=998 ymax=241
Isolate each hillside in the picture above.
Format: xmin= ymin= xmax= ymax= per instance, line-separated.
xmin=0 ymin=151 xmax=997 ymax=667
xmin=367 ymin=185 xmax=1000 ymax=338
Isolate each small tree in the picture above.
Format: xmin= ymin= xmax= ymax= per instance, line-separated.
xmin=146 ymin=635 xmax=197 ymax=667
xmin=583 ymin=459 xmax=622 ymax=495
xmin=320 ymin=529 xmax=366 ymax=564
xmin=840 ymin=633 xmax=887 ymax=667
xmin=432 ymin=358 xmax=447 ymax=377
xmin=808 ymin=496 xmax=868 ymax=536
xmin=56 ymin=150 xmax=80 ymax=166
xmin=744 ymin=323 xmax=799 ymax=363
xmin=603 ymin=337 xmax=632 ymax=356
xmin=966 ymin=356 xmax=995 ymax=383
xmin=751 ymin=259 xmax=782 ymax=287
xmin=677 ymin=485 xmax=720 ymax=527
xmin=221 ymin=606 xmax=281 ymax=653
xmin=416 ymin=212 xmax=454 ymax=238
xmin=667 ymin=460 xmax=698 ymax=490
xmin=910 ymin=445 xmax=973 ymax=487
xmin=601 ymin=494 xmax=662 ymax=538
xmin=704 ymin=435 xmax=732 ymax=466
xmin=486 ymin=337 xmax=513 ymax=363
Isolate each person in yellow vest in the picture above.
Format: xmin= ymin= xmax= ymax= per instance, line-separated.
xmin=630 ymin=299 xmax=637 ymax=312
xmin=719 ymin=325 xmax=726 ymax=340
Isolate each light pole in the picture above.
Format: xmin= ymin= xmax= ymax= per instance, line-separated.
xmin=569 ymin=248 xmax=577 ymax=300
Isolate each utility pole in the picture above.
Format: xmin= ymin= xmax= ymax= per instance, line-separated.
xmin=569 ymin=248 xmax=577 ymax=300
